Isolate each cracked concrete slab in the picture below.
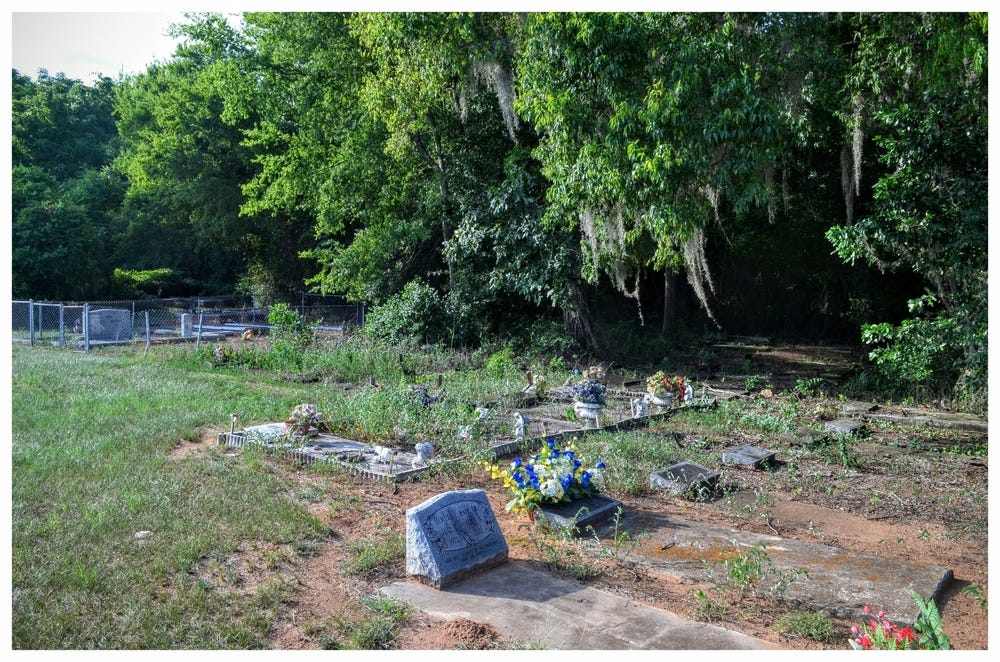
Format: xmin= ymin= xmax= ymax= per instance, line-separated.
xmin=382 ymin=560 xmax=779 ymax=650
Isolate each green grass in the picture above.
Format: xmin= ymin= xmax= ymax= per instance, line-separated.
xmin=775 ymin=610 xmax=841 ymax=644
xmin=10 ymin=341 xmax=532 ymax=649
xmin=11 ymin=345 xmax=329 ymax=648
xmin=13 ymin=339 xmax=981 ymax=649
xmin=345 ymin=531 xmax=406 ymax=578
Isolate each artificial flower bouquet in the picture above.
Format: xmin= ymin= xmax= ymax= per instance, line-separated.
xmin=646 ymin=371 xmax=686 ymax=399
xmin=285 ymin=403 xmax=323 ymax=437
xmin=483 ymin=437 xmax=606 ymax=515
xmin=571 ymin=379 xmax=607 ymax=405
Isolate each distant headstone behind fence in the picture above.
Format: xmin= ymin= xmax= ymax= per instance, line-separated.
xmin=88 ymin=309 xmax=133 ymax=342
xmin=405 ymin=489 xmax=508 ymax=589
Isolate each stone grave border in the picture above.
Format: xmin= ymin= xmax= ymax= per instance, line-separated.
xmin=218 ymin=394 xmax=719 ymax=482
xmin=217 ymin=430 xmax=456 ymax=482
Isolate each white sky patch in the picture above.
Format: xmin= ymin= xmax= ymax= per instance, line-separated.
xmin=11 ymin=12 xmax=187 ymax=83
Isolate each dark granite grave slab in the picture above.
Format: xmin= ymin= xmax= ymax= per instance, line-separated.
xmin=650 ymin=461 xmax=719 ymax=498
xmin=405 ymin=489 xmax=508 ymax=588
xmin=721 ymin=445 xmax=776 ymax=469
xmin=537 ymin=494 xmax=623 ymax=535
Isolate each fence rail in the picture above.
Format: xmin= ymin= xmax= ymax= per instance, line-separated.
xmin=11 ymin=295 xmax=366 ymax=353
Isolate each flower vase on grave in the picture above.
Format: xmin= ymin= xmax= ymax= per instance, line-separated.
xmin=648 ymin=392 xmax=674 ymax=408
xmin=573 ymin=401 xmax=603 ymax=428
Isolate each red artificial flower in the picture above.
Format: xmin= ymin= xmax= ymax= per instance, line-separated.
xmin=857 ymin=634 xmax=872 ymax=649
xmin=896 ymin=627 xmax=916 ymax=642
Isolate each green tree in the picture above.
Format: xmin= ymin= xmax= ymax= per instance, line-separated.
xmin=11 ymin=71 xmax=126 ymax=299
xmin=231 ymin=12 xmax=583 ymax=347
xmin=517 ymin=13 xmax=792 ymax=330
xmin=826 ymin=13 xmax=987 ymax=411
xmin=113 ymin=13 xmax=313 ymax=298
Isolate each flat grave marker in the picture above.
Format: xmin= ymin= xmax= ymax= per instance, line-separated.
xmin=824 ymin=418 xmax=867 ymax=436
xmin=722 ymin=444 xmax=776 ymax=470
xmin=650 ymin=461 xmax=719 ymax=498
xmin=536 ymin=493 xmax=623 ymax=535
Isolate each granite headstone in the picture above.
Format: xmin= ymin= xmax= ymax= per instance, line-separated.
xmin=406 ymin=489 xmax=508 ymax=588
xmin=88 ymin=308 xmax=133 ymax=341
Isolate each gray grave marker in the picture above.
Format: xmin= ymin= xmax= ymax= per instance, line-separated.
xmin=536 ymin=494 xmax=623 ymax=535
xmin=722 ymin=444 xmax=776 ymax=469
xmin=406 ymin=489 xmax=508 ymax=588
xmin=824 ymin=418 xmax=867 ymax=436
xmin=88 ymin=308 xmax=133 ymax=341
xmin=650 ymin=461 xmax=719 ymax=498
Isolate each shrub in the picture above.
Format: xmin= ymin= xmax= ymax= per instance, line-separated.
xmin=363 ymin=280 xmax=447 ymax=346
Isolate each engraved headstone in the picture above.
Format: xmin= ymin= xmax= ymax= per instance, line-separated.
xmin=722 ymin=444 xmax=777 ymax=469
xmin=406 ymin=489 xmax=508 ymax=589
xmin=650 ymin=461 xmax=719 ymax=498
xmin=88 ymin=308 xmax=133 ymax=341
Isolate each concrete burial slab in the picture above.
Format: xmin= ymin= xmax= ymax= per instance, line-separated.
xmin=622 ymin=515 xmax=952 ymax=624
xmin=381 ymin=560 xmax=779 ymax=650
xmin=721 ymin=444 xmax=776 ymax=469
xmin=824 ymin=418 xmax=867 ymax=436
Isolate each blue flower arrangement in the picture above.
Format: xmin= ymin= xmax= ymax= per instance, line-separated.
xmin=483 ymin=436 xmax=606 ymax=515
xmin=570 ymin=379 xmax=607 ymax=405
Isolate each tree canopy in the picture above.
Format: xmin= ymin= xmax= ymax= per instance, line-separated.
xmin=10 ymin=11 xmax=987 ymax=410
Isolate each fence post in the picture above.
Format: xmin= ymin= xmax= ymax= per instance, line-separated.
xmin=83 ymin=303 xmax=90 ymax=354
xmin=144 ymin=311 xmax=151 ymax=358
xmin=59 ymin=304 xmax=65 ymax=349
xmin=195 ymin=311 xmax=205 ymax=351
xmin=28 ymin=300 xmax=35 ymax=347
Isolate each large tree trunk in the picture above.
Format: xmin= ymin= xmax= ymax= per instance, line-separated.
xmin=661 ymin=270 xmax=678 ymax=336
xmin=563 ymin=280 xmax=600 ymax=353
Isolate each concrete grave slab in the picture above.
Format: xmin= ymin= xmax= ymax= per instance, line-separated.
xmin=240 ymin=423 xmax=288 ymax=442
xmin=220 ymin=428 xmax=450 ymax=481
xmin=722 ymin=444 xmax=776 ymax=469
xmin=405 ymin=489 xmax=508 ymax=589
xmin=824 ymin=418 xmax=867 ymax=436
xmin=841 ymin=401 xmax=879 ymax=415
xmin=382 ymin=560 xmax=777 ymax=649
xmin=650 ymin=461 xmax=719 ymax=498
xmin=622 ymin=515 xmax=952 ymax=624
xmin=864 ymin=410 xmax=988 ymax=432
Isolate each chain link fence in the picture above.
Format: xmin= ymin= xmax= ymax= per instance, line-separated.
xmin=12 ymin=294 xmax=366 ymax=353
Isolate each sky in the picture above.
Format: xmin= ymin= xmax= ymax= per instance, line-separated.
xmin=11 ymin=11 xmax=188 ymax=83
xmin=7 ymin=1 xmax=964 ymax=85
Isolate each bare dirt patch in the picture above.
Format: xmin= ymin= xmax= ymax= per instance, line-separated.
xmin=168 ymin=428 xmax=221 ymax=459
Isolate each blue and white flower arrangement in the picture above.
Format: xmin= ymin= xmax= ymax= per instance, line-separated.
xmin=483 ymin=436 xmax=606 ymax=515
xmin=570 ymin=379 xmax=607 ymax=405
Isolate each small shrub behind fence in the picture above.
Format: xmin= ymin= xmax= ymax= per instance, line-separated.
xmin=12 ymin=295 xmax=366 ymax=353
